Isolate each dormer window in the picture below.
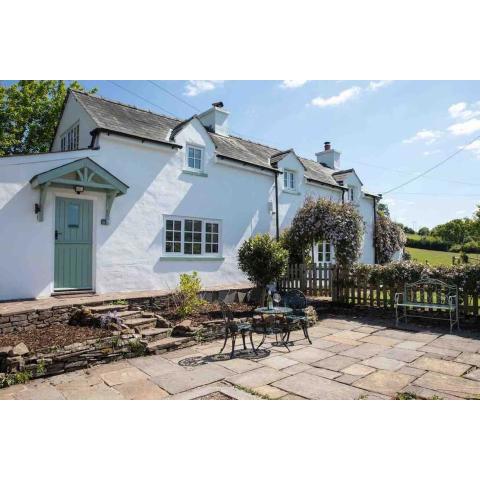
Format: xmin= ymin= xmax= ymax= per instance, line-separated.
xmin=60 ymin=122 xmax=80 ymax=152
xmin=283 ymin=169 xmax=296 ymax=192
xmin=186 ymin=145 xmax=203 ymax=172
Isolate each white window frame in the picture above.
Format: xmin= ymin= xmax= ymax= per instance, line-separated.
xmin=60 ymin=122 xmax=80 ymax=152
xmin=283 ymin=169 xmax=297 ymax=192
xmin=318 ymin=240 xmax=334 ymax=264
xmin=347 ymin=186 xmax=356 ymax=203
xmin=185 ymin=144 xmax=204 ymax=173
xmin=163 ymin=215 xmax=222 ymax=258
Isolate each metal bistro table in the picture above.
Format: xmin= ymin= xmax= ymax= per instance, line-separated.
xmin=253 ymin=306 xmax=293 ymax=351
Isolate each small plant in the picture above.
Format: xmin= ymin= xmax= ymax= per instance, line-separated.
xmin=36 ymin=359 xmax=47 ymax=376
xmin=194 ymin=327 xmax=207 ymax=344
xmin=395 ymin=392 xmax=418 ymax=400
xmin=111 ymin=336 xmax=121 ymax=348
xmin=111 ymin=299 xmax=128 ymax=305
xmin=0 ymin=370 xmax=33 ymax=389
xmin=176 ymin=272 xmax=207 ymax=318
xmin=129 ymin=339 xmax=146 ymax=356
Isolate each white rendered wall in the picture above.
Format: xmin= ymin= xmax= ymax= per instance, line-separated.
xmin=0 ymin=114 xmax=376 ymax=300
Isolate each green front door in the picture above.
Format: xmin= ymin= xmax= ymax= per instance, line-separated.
xmin=54 ymin=197 xmax=93 ymax=290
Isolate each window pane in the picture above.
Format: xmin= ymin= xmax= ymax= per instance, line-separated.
xmin=185 ymin=220 xmax=192 ymax=231
xmin=290 ymin=173 xmax=295 ymax=189
xmin=67 ymin=203 xmax=80 ymax=227
xmin=212 ymin=244 xmax=218 ymax=253
xmin=193 ymin=220 xmax=202 ymax=231
xmin=185 ymin=232 xmax=192 ymax=242
xmin=166 ymin=242 xmax=173 ymax=252
xmin=184 ymin=243 xmax=192 ymax=254
xmin=173 ymin=243 xmax=181 ymax=253
xmin=206 ymin=223 xmax=211 ymax=233
xmin=166 ymin=220 xmax=173 ymax=230
xmin=166 ymin=231 xmax=173 ymax=241
xmin=206 ymin=244 xmax=212 ymax=253
xmin=212 ymin=223 xmax=218 ymax=233
xmin=193 ymin=232 xmax=201 ymax=242
xmin=193 ymin=243 xmax=201 ymax=254
xmin=174 ymin=232 xmax=181 ymax=241
xmin=284 ymin=172 xmax=288 ymax=187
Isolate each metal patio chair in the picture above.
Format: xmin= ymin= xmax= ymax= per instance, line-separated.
xmin=281 ymin=289 xmax=312 ymax=345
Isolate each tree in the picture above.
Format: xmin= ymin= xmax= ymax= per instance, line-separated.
xmin=418 ymin=227 xmax=430 ymax=237
xmin=377 ymin=202 xmax=390 ymax=217
xmin=238 ymin=234 xmax=288 ymax=305
xmin=431 ymin=218 xmax=473 ymax=247
xmin=0 ymin=80 xmax=97 ymax=156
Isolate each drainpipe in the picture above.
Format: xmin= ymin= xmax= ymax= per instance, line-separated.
xmin=274 ymin=171 xmax=280 ymax=241
xmin=373 ymin=196 xmax=378 ymax=264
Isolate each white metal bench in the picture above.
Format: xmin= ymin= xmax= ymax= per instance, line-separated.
xmin=394 ymin=278 xmax=459 ymax=333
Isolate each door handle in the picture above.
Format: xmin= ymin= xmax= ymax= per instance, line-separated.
xmin=55 ymin=230 xmax=62 ymax=240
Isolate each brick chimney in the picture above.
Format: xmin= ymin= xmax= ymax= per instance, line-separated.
xmin=315 ymin=142 xmax=341 ymax=169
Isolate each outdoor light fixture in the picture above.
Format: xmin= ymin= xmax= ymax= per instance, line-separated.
xmin=74 ymin=185 xmax=85 ymax=195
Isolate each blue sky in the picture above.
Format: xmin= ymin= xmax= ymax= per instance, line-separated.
xmin=12 ymin=80 xmax=480 ymax=228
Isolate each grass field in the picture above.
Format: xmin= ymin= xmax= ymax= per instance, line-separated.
xmin=406 ymin=247 xmax=480 ymax=266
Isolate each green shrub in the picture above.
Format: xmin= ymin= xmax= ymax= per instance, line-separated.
xmin=406 ymin=235 xmax=450 ymax=251
xmin=238 ymin=234 xmax=288 ymax=305
xmin=176 ymin=272 xmax=207 ymax=318
xmin=375 ymin=215 xmax=406 ymax=264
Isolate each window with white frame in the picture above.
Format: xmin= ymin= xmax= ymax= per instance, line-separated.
xmin=186 ymin=145 xmax=203 ymax=171
xmin=164 ymin=216 xmax=221 ymax=256
xmin=283 ymin=169 xmax=296 ymax=191
xmin=318 ymin=240 xmax=334 ymax=264
xmin=347 ymin=186 xmax=356 ymax=203
xmin=60 ymin=123 xmax=80 ymax=151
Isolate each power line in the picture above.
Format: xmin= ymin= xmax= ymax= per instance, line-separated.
xmin=390 ymin=192 xmax=480 ymax=197
xmin=147 ymin=80 xmax=201 ymax=113
xmin=382 ymin=134 xmax=480 ymax=195
xmin=108 ymin=81 xmax=178 ymax=117
xmin=350 ymin=159 xmax=480 ymax=187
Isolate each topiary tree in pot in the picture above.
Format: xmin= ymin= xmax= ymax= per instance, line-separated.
xmin=238 ymin=233 xmax=289 ymax=306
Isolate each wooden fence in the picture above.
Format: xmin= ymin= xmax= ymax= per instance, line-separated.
xmin=278 ymin=263 xmax=333 ymax=297
xmin=280 ymin=264 xmax=480 ymax=320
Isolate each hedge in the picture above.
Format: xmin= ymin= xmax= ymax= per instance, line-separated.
xmin=406 ymin=235 xmax=450 ymax=251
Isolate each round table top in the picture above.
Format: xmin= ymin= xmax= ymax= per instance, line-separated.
xmin=254 ymin=306 xmax=292 ymax=314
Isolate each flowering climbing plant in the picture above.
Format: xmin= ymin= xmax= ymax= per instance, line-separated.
xmin=375 ymin=214 xmax=407 ymax=264
xmin=288 ymin=197 xmax=364 ymax=266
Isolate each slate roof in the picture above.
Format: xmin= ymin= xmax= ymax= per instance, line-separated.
xmin=70 ymin=90 xmax=344 ymax=188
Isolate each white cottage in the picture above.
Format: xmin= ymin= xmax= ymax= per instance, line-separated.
xmin=0 ymin=90 xmax=379 ymax=301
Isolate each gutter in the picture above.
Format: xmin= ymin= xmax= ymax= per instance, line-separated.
xmin=274 ymin=172 xmax=280 ymax=240
xmin=89 ymin=128 xmax=182 ymax=150
xmin=216 ymin=154 xmax=279 ymax=173
xmin=305 ymin=177 xmax=347 ymax=192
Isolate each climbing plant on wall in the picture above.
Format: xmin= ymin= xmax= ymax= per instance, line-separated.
xmin=288 ymin=197 xmax=364 ymax=266
xmin=375 ymin=213 xmax=407 ymax=264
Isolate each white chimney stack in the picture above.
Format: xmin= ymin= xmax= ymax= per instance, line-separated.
xmin=315 ymin=141 xmax=341 ymax=169
xmin=198 ymin=101 xmax=229 ymax=136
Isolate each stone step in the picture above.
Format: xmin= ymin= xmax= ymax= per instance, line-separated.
xmin=89 ymin=304 xmax=129 ymax=313
xmin=123 ymin=316 xmax=157 ymax=331
xmin=146 ymin=336 xmax=194 ymax=354
xmin=140 ymin=327 xmax=170 ymax=342
xmin=117 ymin=310 xmax=143 ymax=320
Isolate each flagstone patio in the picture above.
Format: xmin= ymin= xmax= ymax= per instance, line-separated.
xmin=4 ymin=315 xmax=480 ymax=400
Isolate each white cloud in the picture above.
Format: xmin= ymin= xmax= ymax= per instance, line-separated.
xmin=464 ymin=139 xmax=480 ymax=156
xmin=368 ymin=80 xmax=393 ymax=91
xmin=403 ymin=129 xmax=443 ymax=145
xmin=423 ymin=149 xmax=441 ymax=156
xmin=448 ymin=101 xmax=480 ymax=120
xmin=184 ymin=80 xmax=224 ymax=97
xmin=311 ymin=86 xmax=362 ymax=108
xmin=281 ymin=80 xmax=308 ymax=89
xmin=383 ymin=198 xmax=396 ymax=207
xmin=447 ymin=118 xmax=480 ymax=136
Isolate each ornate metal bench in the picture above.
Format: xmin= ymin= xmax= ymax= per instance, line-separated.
xmin=394 ymin=278 xmax=459 ymax=332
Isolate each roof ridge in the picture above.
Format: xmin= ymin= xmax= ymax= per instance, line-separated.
xmin=70 ymin=89 xmax=183 ymax=123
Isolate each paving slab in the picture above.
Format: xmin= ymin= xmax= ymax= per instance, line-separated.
xmin=398 ymin=384 xmax=460 ymax=400
xmin=418 ymin=345 xmax=462 ymax=359
xmin=361 ymin=356 xmax=405 ymax=371
xmin=327 ymin=343 xmax=354 ymax=353
xmin=330 ymin=330 xmax=370 ymax=340
xmin=463 ymin=368 xmax=480 ymax=381
xmin=342 ymin=363 xmax=376 ymax=376
xmin=259 ymin=355 xmax=299 ymax=370
xmin=310 ymin=338 xmax=338 ymax=350
xmin=306 ymin=367 xmax=342 ymax=379
xmin=410 ymin=332 xmax=440 ymax=343
xmin=318 ymin=319 xmax=359 ymax=330
xmin=89 ymin=360 xmax=131 ymax=374
xmin=285 ymin=347 xmax=334 ymax=364
xmin=14 ymin=384 xmax=65 ymax=400
xmin=253 ymin=385 xmax=289 ymax=399
xmin=308 ymin=326 xmax=341 ymax=338
xmin=414 ymin=371 xmax=480 ymax=398
xmin=398 ymin=366 xmax=426 ymax=377
xmin=227 ymin=366 xmax=289 ymax=389
xmin=395 ymin=340 xmax=428 ymax=351
xmin=322 ymin=334 xmax=362 ymax=346
xmin=113 ymin=380 xmax=170 ymax=399
xmin=373 ymin=329 xmax=413 ymax=340
xmin=151 ymin=363 xmax=233 ymax=394
xmin=361 ymin=336 xmax=401 ymax=347
xmin=428 ymin=337 xmax=479 ymax=353
xmin=281 ymin=363 xmax=312 ymax=375
xmin=456 ymin=352 xmax=480 ymax=367
xmin=128 ymin=356 xmax=183 ymax=376
xmin=342 ymin=343 xmax=390 ymax=360
xmin=353 ymin=370 xmax=414 ymax=397
xmin=214 ymin=358 xmax=262 ymax=373
xmin=281 ymin=393 xmax=308 ymax=400
xmin=381 ymin=347 xmax=424 ymax=363
xmin=354 ymin=326 xmax=381 ymax=334
xmin=312 ymin=354 xmax=358 ymax=371
xmin=272 ymin=372 xmax=366 ymax=399
xmin=100 ymin=367 xmax=149 ymax=386
xmin=167 ymin=382 xmax=257 ymax=400
xmin=56 ymin=383 xmax=123 ymax=400
xmin=410 ymin=357 xmax=470 ymax=376
xmin=336 ymin=373 xmax=362 ymax=384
